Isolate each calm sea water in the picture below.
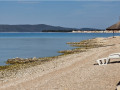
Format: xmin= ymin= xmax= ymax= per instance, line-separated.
xmin=0 ymin=32 xmax=119 ymax=66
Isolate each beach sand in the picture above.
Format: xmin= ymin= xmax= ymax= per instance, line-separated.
xmin=0 ymin=36 xmax=120 ymax=90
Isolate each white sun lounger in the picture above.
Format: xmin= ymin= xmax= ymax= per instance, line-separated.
xmin=96 ymin=53 xmax=120 ymax=65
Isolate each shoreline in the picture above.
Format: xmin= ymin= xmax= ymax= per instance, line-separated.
xmin=0 ymin=37 xmax=104 ymax=69
xmin=0 ymin=36 xmax=120 ymax=90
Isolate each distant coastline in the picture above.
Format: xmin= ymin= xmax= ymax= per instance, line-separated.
xmin=0 ymin=24 xmax=105 ymax=32
xmin=72 ymin=30 xmax=120 ymax=33
xmin=0 ymin=23 xmax=118 ymax=33
xmin=0 ymin=31 xmax=118 ymax=33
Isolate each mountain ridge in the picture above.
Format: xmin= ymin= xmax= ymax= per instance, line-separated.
xmin=0 ymin=24 xmax=76 ymax=32
xmin=0 ymin=24 xmax=103 ymax=32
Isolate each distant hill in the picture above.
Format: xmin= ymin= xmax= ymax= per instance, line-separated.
xmin=0 ymin=24 xmax=75 ymax=32
xmin=0 ymin=24 xmax=104 ymax=32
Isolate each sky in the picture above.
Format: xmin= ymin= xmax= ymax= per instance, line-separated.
xmin=0 ymin=1 xmax=120 ymax=29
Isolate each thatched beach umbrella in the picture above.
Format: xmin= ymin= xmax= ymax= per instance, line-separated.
xmin=106 ymin=21 xmax=120 ymax=38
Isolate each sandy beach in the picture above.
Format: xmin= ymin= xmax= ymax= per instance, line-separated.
xmin=0 ymin=36 xmax=120 ymax=90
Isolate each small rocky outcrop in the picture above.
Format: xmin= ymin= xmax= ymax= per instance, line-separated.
xmin=6 ymin=57 xmax=38 ymax=64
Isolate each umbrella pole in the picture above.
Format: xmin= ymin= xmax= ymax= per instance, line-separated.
xmin=113 ymin=30 xmax=115 ymax=38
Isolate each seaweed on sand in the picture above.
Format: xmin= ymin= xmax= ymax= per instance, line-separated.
xmin=59 ymin=39 xmax=105 ymax=55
